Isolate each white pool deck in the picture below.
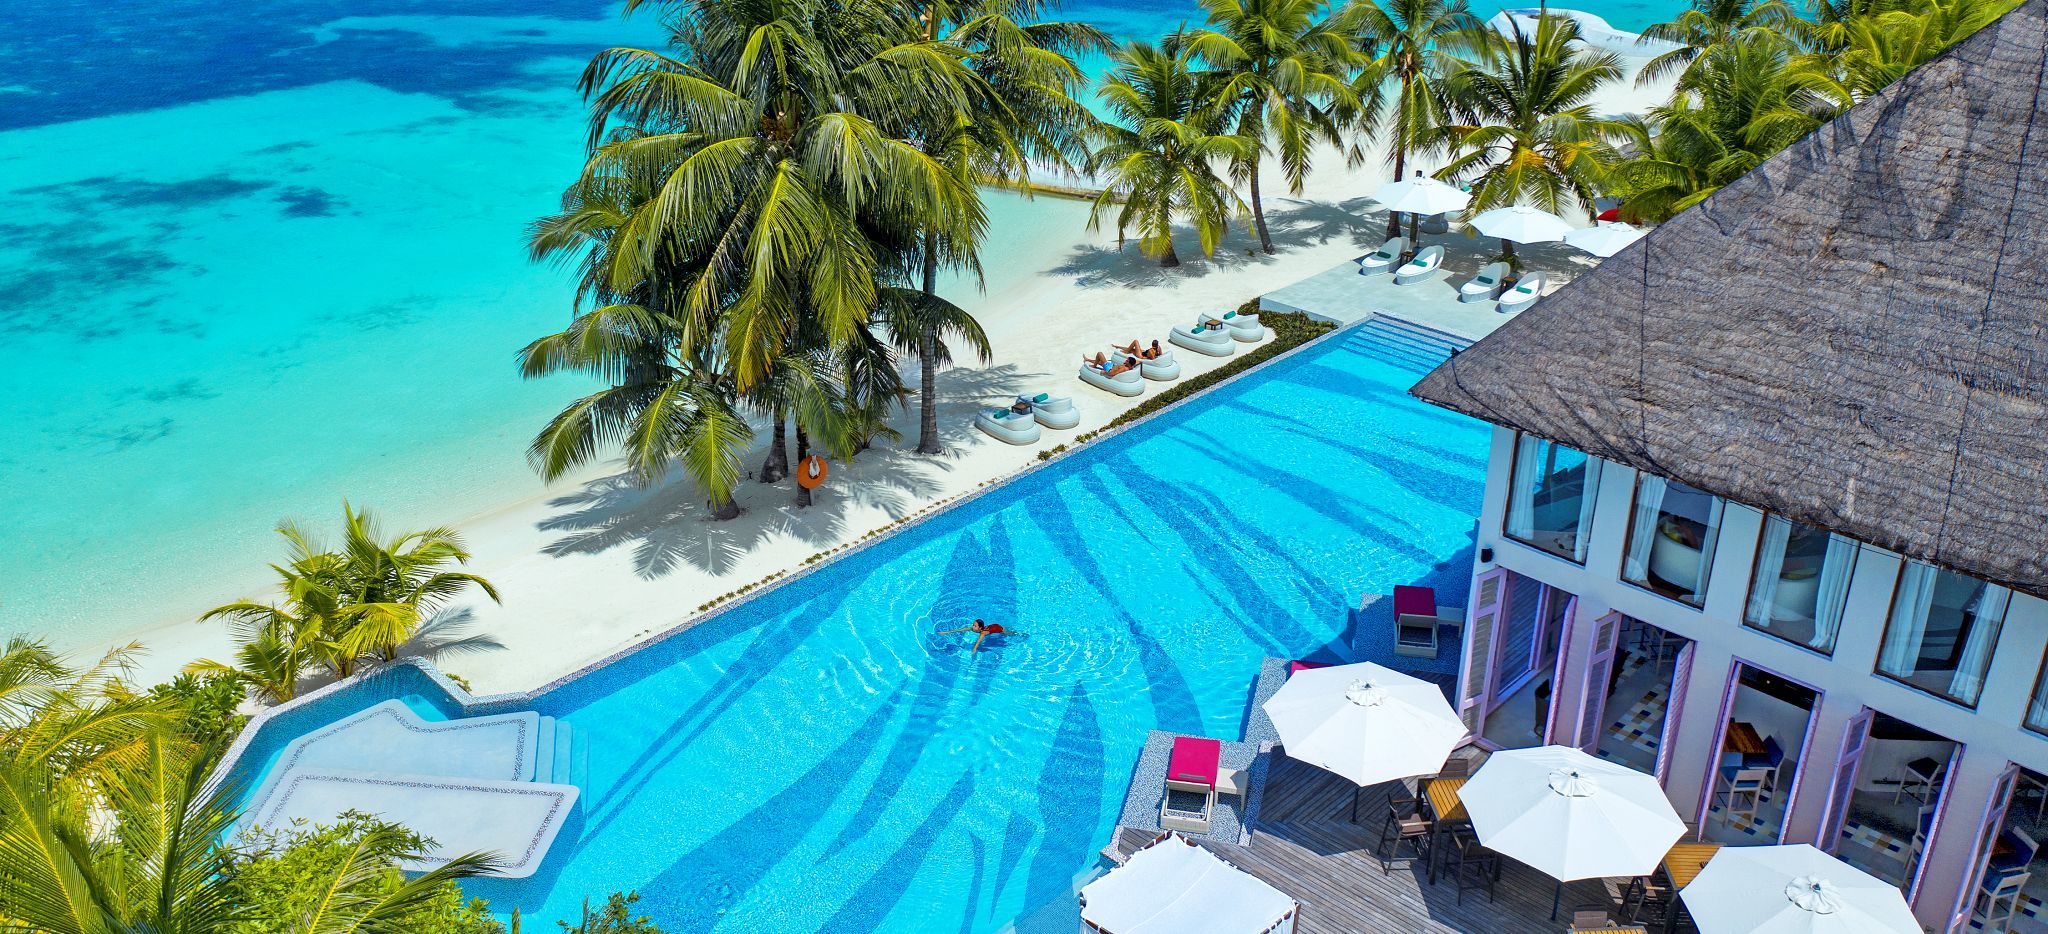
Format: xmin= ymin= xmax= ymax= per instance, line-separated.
xmin=1260 ymin=258 xmax=1537 ymax=343
xmin=242 ymin=700 xmax=578 ymax=878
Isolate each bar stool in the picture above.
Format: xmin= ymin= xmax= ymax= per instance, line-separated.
xmin=1376 ymin=799 xmax=1433 ymax=875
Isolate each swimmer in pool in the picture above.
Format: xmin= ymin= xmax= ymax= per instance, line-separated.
xmin=936 ymin=618 xmax=1011 ymax=653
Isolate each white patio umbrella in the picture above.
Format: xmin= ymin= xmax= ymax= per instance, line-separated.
xmin=1564 ymin=222 xmax=1647 ymax=257
xmin=1260 ymin=662 xmax=1465 ymax=800
xmin=1372 ymin=173 xmax=1473 ymax=248
xmin=1680 ymin=844 xmax=1919 ymax=934
xmin=1080 ymin=834 xmax=1298 ymax=934
xmin=1461 ymin=745 xmax=1687 ymax=917
xmin=1466 ymin=204 xmax=1574 ymax=244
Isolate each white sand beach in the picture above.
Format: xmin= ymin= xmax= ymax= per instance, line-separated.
xmin=107 ymin=55 xmax=1681 ymax=696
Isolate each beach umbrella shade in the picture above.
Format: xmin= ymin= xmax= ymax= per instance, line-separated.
xmin=1373 ymin=173 xmax=1472 ymax=245
xmin=1564 ymin=222 xmax=1647 ymax=258
xmin=1461 ymin=745 xmax=1686 ymax=882
xmin=1680 ymin=844 xmax=1919 ymax=934
xmin=1260 ymin=662 xmax=1465 ymax=800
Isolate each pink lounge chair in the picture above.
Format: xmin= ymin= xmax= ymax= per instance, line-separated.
xmin=1167 ymin=736 xmax=1221 ymax=792
xmin=1163 ymin=736 xmax=1223 ymax=834
xmin=1289 ymin=660 xmax=1333 ymax=675
xmin=1394 ymin=585 xmax=1441 ymax=659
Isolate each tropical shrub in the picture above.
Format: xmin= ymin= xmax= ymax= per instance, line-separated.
xmin=189 ymin=503 xmax=501 ymax=701
xmin=221 ymin=813 xmax=502 ymax=934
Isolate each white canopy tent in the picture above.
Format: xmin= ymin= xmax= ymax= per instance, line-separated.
xmin=1681 ymin=844 xmax=1920 ymax=934
xmin=1080 ymin=835 xmax=1298 ymax=934
xmin=1260 ymin=662 xmax=1465 ymax=791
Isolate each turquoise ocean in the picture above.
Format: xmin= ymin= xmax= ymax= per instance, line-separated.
xmin=0 ymin=0 xmax=1674 ymax=650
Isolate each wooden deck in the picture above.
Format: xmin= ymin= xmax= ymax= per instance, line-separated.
xmin=1113 ymin=756 xmax=1641 ymax=934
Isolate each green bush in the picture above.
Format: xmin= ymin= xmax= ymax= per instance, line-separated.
xmin=222 ymin=814 xmax=498 ymax=934
xmin=147 ymin=672 xmax=247 ymax=738
xmin=555 ymin=892 xmax=663 ymax=933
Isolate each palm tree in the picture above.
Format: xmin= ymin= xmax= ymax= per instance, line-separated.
xmin=1351 ymin=0 xmax=1481 ymax=239
xmin=1808 ymin=0 xmax=2014 ymax=99
xmin=1089 ymin=40 xmax=1255 ymax=267
xmin=896 ymin=0 xmax=1105 ymax=455
xmin=192 ymin=505 xmax=499 ymax=696
xmin=1435 ymin=13 xmax=1623 ymax=265
xmin=1636 ymin=0 xmax=1799 ymax=86
xmin=1183 ymin=0 xmax=1364 ymax=254
xmin=0 ymin=728 xmax=499 ymax=934
xmin=1607 ymin=35 xmax=1843 ymax=221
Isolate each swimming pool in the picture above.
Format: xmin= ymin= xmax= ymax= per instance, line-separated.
xmin=320 ymin=319 xmax=1477 ymax=931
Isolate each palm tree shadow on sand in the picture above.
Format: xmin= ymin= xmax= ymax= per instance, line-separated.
xmin=532 ymin=365 xmax=1033 ymax=579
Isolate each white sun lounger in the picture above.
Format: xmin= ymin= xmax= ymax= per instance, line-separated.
xmin=1358 ymin=236 xmax=1409 ymax=276
xmin=1459 ymin=261 xmax=1509 ymax=302
xmin=977 ymin=408 xmax=1043 ymax=443
xmin=1020 ymin=393 xmax=1079 ymax=429
xmin=1497 ymin=270 xmax=1546 ymax=314
xmin=1169 ymin=324 xmax=1234 ymax=357
xmin=1138 ymin=350 xmax=1180 ymax=381
xmin=1394 ymin=245 xmax=1444 ymax=285
xmin=1079 ymin=364 xmax=1144 ymax=397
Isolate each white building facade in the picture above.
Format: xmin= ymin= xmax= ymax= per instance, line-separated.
xmin=1455 ymin=426 xmax=2048 ymax=932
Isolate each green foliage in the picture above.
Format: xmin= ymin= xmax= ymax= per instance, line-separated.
xmin=1351 ymin=0 xmax=1482 ymax=236
xmin=189 ymin=503 xmax=501 ymax=701
xmin=221 ymin=813 xmax=502 ymax=934
xmin=556 ymin=892 xmax=663 ymax=934
xmin=147 ymin=671 xmax=248 ymax=737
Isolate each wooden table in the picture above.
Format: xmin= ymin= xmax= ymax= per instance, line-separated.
xmin=1723 ymin=721 xmax=1765 ymax=756
xmin=1424 ymin=777 xmax=1469 ymax=823
xmin=1661 ymin=842 xmax=1722 ymax=888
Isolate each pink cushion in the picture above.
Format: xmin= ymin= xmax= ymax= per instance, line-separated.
xmin=1168 ymin=736 xmax=1221 ymax=786
xmin=1289 ymin=660 xmax=1333 ymax=674
xmin=1394 ymin=585 xmax=1437 ymax=618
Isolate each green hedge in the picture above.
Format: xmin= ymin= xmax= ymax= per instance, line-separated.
xmin=1036 ymin=302 xmax=1334 ymax=461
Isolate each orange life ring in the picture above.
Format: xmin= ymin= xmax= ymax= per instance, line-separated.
xmin=797 ymin=455 xmax=828 ymax=489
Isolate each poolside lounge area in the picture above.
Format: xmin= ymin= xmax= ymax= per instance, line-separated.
xmin=1105 ymin=756 xmax=1636 ymax=933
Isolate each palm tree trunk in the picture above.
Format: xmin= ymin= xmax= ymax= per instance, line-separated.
xmin=1249 ymin=166 xmax=1275 ymax=254
xmin=1160 ymin=240 xmax=1182 ymax=267
xmin=760 ymin=411 xmax=789 ymax=482
xmin=709 ymin=495 xmax=741 ymax=521
xmin=794 ymin=427 xmax=813 ymax=508
xmin=1386 ymin=127 xmax=1409 ymax=240
xmin=1501 ymin=238 xmax=1519 ymax=273
xmin=916 ymin=233 xmax=943 ymax=456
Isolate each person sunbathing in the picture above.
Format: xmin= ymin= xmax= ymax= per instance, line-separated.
xmin=1106 ymin=355 xmax=1138 ymax=377
xmin=1114 ymin=340 xmax=1143 ymax=356
xmin=937 ymin=618 xmax=1010 ymax=653
xmin=1144 ymin=340 xmax=1163 ymax=359
xmin=1083 ymin=351 xmax=1111 ymax=370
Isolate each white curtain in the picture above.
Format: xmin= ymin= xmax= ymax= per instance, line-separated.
xmin=1879 ymin=562 xmax=1939 ymax=678
xmin=1810 ymin=535 xmax=1857 ymax=651
xmin=1694 ymin=498 xmax=1724 ymax=597
xmin=1746 ymin=515 xmax=1791 ymax=625
xmin=1622 ymin=475 xmax=1668 ymax=582
xmin=1949 ymin=584 xmax=2010 ymax=702
xmin=1507 ymin=434 xmax=1542 ymax=540
xmin=1571 ymin=458 xmax=1603 ymax=563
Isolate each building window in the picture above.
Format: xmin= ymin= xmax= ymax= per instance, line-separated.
xmin=1875 ymin=561 xmax=2011 ymax=707
xmin=1745 ymin=516 xmax=1859 ymax=654
xmin=1619 ymin=474 xmax=1723 ymax=606
xmin=1504 ymin=434 xmax=1602 ymax=563
xmin=2027 ymin=655 xmax=2048 ymax=736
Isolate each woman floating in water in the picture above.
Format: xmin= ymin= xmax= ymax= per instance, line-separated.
xmin=936 ymin=618 xmax=1011 ymax=653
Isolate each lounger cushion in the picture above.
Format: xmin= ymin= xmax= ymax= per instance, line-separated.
xmin=1394 ymin=585 xmax=1438 ymax=619
xmin=1034 ymin=393 xmax=1050 ymax=403
xmin=1288 ymin=660 xmax=1332 ymax=674
xmin=1168 ymin=736 xmax=1221 ymax=786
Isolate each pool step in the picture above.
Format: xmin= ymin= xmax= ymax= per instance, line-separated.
xmin=535 ymin=716 xmax=556 ymax=782
xmin=1353 ymin=315 xmax=1470 ymax=370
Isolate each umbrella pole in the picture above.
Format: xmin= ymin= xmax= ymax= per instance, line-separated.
xmin=1550 ymin=880 xmax=1561 ymax=920
xmin=1350 ymin=786 xmax=1361 ymax=823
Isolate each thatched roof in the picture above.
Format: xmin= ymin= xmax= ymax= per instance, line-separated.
xmin=1411 ymin=0 xmax=2048 ymax=599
